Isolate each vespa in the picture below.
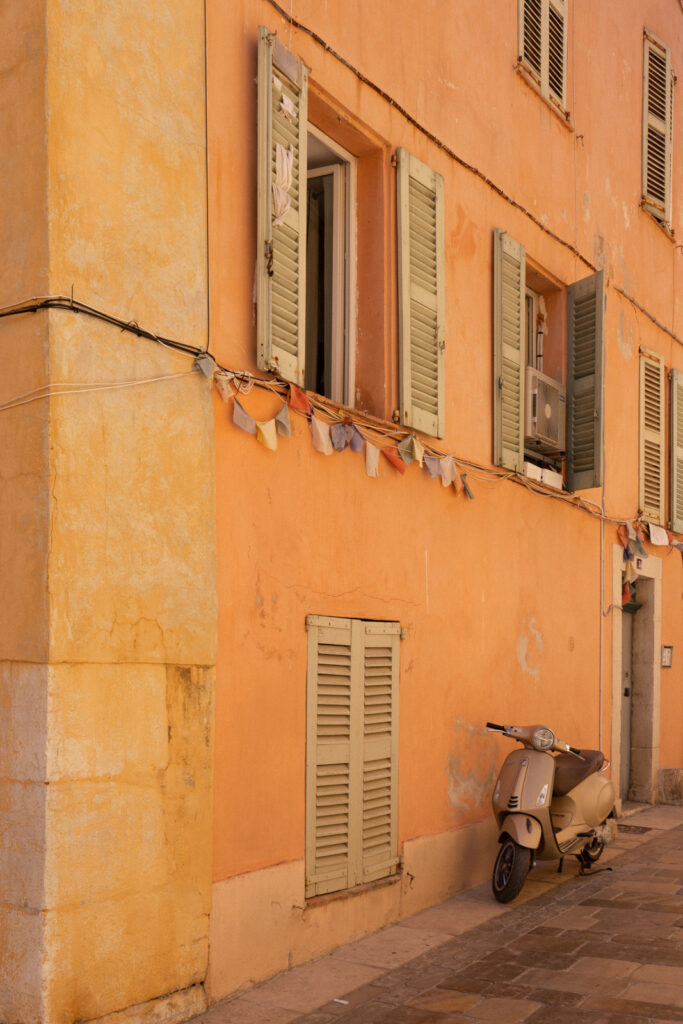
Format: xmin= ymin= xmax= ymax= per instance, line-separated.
xmin=487 ymin=721 xmax=616 ymax=902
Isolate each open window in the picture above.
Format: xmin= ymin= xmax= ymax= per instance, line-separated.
xmin=493 ymin=229 xmax=604 ymax=491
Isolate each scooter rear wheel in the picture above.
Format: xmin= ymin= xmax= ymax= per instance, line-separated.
xmin=492 ymin=838 xmax=532 ymax=903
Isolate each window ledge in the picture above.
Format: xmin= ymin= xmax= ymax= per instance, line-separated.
xmin=306 ymin=869 xmax=401 ymax=908
xmin=515 ymin=62 xmax=573 ymax=131
xmin=640 ymin=203 xmax=675 ymax=240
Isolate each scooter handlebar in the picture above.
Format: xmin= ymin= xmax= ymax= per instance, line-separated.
xmin=486 ymin=721 xmax=506 ymax=732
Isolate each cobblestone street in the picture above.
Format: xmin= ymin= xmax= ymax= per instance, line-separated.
xmin=197 ymin=804 xmax=683 ymax=1024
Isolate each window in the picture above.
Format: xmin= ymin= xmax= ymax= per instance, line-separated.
xmin=639 ymin=349 xmax=666 ymax=524
xmin=306 ymin=127 xmax=356 ymax=403
xmin=518 ymin=0 xmax=567 ymax=110
xmin=256 ymin=28 xmax=445 ymax=435
xmin=642 ymin=31 xmax=674 ymax=231
xmin=305 ymin=615 xmax=399 ymax=898
xmin=672 ymin=370 xmax=683 ymax=533
xmin=493 ymin=229 xmax=604 ymax=490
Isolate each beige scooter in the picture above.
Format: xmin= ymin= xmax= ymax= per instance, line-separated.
xmin=487 ymin=721 xmax=616 ymax=902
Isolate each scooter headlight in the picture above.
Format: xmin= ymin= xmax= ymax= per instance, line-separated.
xmin=532 ymin=726 xmax=555 ymax=751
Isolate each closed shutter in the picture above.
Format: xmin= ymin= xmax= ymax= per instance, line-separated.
xmin=493 ymin=229 xmax=525 ymax=472
xmin=257 ymin=27 xmax=307 ymax=384
xmin=397 ymin=149 xmax=446 ymax=439
xmin=672 ymin=370 xmax=683 ymax=534
xmin=639 ymin=349 xmax=666 ymax=525
xmin=642 ymin=33 xmax=673 ymax=227
xmin=566 ymin=270 xmax=604 ymax=491
xmin=306 ymin=617 xmax=399 ymax=897
xmin=519 ymin=0 xmax=566 ymax=108
xmin=361 ymin=624 xmax=399 ymax=884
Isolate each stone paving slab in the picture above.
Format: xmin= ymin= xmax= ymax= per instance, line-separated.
xmin=200 ymin=804 xmax=683 ymax=1024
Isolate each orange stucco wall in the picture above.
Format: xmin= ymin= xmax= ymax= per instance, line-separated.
xmin=207 ymin=0 xmax=682 ymax=996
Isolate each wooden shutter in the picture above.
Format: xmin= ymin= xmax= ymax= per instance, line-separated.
xmin=642 ymin=32 xmax=673 ymax=227
xmin=257 ymin=27 xmax=307 ymax=384
xmin=639 ymin=349 xmax=666 ymax=524
xmin=672 ymin=370 xmax=683 ymax=534
xmin=397 ymin=149 xmax=446 ymax=439
xmin=519 ymin=0 xmax=566 ymax=107
xmin=566 ymin=269 xmax=604 ymax=491
xmin=493 ymin=229 xmax=525 ymax=472
xmin=306 ymin=617 xmax=399 ymax=897
xmin=361 ymin=624 xmax=400 ymax=884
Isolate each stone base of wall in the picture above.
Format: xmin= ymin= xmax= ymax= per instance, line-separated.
xmin=86 ymin=985 xmax=207 ymax=1024
xmin=656 ymin=769 xmax=683 ymax=805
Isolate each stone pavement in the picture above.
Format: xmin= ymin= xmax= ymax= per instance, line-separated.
xmin=198 ymin=804 xmax=683 ymax=1024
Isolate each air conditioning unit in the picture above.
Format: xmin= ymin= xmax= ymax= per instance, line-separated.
xmin=525 ymin=367 xmax=566 ymax=452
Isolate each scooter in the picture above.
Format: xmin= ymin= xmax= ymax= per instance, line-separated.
xmin=486 ymin=721 xmax=616 ymax=903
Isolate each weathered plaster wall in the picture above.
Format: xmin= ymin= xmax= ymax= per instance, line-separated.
xmin=206 ymin=0 xmax=683 ymax=1000
xmin=1 ymin=1 xmax=216 ymax=1021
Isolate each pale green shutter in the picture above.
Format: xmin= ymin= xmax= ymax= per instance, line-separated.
xmin=257 ymin=27 xmax=307 ymax=384
xmin=493 ymin=229 xmax=525 ymax=472
xmin=360 ymin=623 xmax=400 ymax=884
xmin=566 ymin=269 xmax=604 ymax=491
xmin=397 ymin=149 xmax=445 ymax=439
xmin=306 ymin=617 xmax=399 ymax=897
xmin=305 ymin=616 xmax=355 ymax=897
xmin=639 ymin=349 xmax=666 ymax=524
xmin=642 ymin=33 xmax=673 ymax=227
xmin=671 ymin=370 xmax=683 ymax=534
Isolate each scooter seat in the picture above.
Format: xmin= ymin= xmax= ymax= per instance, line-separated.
xmin=552 ymin=749 xmax=604 ymax=796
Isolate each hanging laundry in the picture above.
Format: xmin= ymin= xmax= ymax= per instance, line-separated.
xmin=397 ymin=435 xmax=414 ymax=466
xmin=233 ymin=397 xmax=257 ymax=434
xmin=365 ymin=441 xmax=380 ymax=477
xmin=289 ymin=384 xmax=312 ymax=414
xmin=256 ymin=419 xmax=278 ymax=451
xmin=423 ymin=455 xmax=441 ymax=479
xmin=348 ymin=424 xmax=365 ymax=453
xmin=330 ymin=422 xmax=348 ymax=452
xmin=382 ymin=448 xmax=406 ymax=474
xmin=310 ymin=414 xmax=333 ymax=455
xmin=627 ymin=523 xmax=647 ymax=557
xmin=214 ymin=371 xmax=235 ymax=403
xmin=412 ymin=435 xmax=425 ymax=467
xmin=272 ymin=143 xmax=293 ymax=227
xmin=461 ymin=473 xmax=474 ymax=499
xmin=617 ymin=524 xmax=629 ymax=549
xmin=275 ymin=402 xmax=291 ymax=437
xmin=647 ymin=523 xmax=669 ymax=546
xmin=440 ymin=454 xmax=457 ymax=488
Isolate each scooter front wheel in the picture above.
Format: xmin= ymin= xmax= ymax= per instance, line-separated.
xmin=492 ymin=838 xmax=532 ymax=903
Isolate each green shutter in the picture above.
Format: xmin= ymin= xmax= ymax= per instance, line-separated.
xmin=566 ymin=269 xmax=604 ymax=491
xmin=672 ymin=370 xmax=683 ymax=534
xmin=257 ymin=27 xmax=307 ymax=384
xmin=639 ymin=349 xmax=666 ymax=525
xmin=305 ymin=617 xmax=399 ymax=897
xmin=642 ymin=33 xmax=673 ymax=227
xmin=493 ymin=229 xmax=525 ymax=472
xmin=397 ymin=149 xmax=446 ymax=439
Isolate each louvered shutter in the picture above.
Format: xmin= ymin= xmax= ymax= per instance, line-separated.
xmin=639 ymin=350 xmax=666 ymax=525
xmin=257 ymin=27 xmax=307 ymax=384
xmin=642 ymin=34 xmax=673 ymax=227
xmin=305 ymin=617 xmax=355 ymax=896
xmin=306 ymin=617 xmax=399 ymax=897
xmin=360 ymin=623 xmax=399 ymax=884
xmin=519 ymin=0 xmax=566 ymax=108
xmin=397 ymin=149 xmax=445 ymax=439
xmin=566 ymin=270 xmax=604 ymax=492
xmin=493 ymin=230 xmax=525 ymax=472
xmin=672 ymin=370 xmax=683 ymax=534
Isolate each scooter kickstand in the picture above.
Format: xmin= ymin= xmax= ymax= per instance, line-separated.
xmin=557 ymin=857 xmax=564 ymax=874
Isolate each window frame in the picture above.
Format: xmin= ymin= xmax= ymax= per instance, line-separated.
xmin=517 ymin=0 xmax=568 ymax=113
xmin=641 ymin=29 xmax=675 ymax=233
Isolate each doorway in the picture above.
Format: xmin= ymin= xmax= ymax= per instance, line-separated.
xmin=611 ymin=549 xmax=661 ymax=808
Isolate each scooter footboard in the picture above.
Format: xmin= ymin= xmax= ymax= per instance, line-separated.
xmin=499 ymin=813 xmax=542 ymax=850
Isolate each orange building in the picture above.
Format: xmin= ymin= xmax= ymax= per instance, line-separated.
xmin=1 ymin=0 xmax=682 ymax=1021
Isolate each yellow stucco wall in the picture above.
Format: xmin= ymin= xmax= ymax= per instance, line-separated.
xmin=1 ymin=1 xmax=217 ymax=1022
